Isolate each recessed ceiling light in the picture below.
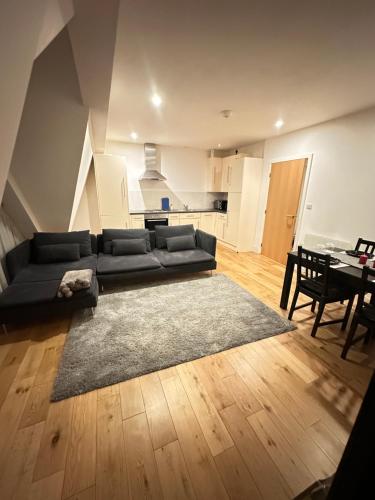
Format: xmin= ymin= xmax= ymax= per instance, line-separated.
xmin=151 ymin=94 xmax=162 ymax=107
xmin=130 ymin=132 xmax=138 ymax=140
xmin=275 ymin=119 xmax=284 ymax=129
xmin=217 ymin=143 xmax=222 ymax=148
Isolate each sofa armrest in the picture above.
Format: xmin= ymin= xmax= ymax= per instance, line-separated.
xmin=5 ymin=240 xmax=31 ymax=283
xmin=196 ymin=229 xmax=217 ymax=257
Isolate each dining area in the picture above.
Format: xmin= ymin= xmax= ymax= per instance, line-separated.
xmin=280 ymin=238 xmax=375 ymax=359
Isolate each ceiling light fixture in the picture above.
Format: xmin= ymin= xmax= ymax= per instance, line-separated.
xmin=151 ymin=93 xmax=162 ymax=107
xmin=275 ymin=119 xmax=284 ymax=129
xmin=130 ymin=132 xmax=138 ymax=140
xmin=220 ymin=109 xmax=232 ymax=119
xmin=217 ymin=143 xmax=222 ymax=148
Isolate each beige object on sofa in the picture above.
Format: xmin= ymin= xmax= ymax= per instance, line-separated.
xmin=57 ymin=269 xmax=93 ymax=298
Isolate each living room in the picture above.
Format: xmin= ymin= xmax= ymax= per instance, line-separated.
xmin=0 ymin=1 xmax=374 ymax=499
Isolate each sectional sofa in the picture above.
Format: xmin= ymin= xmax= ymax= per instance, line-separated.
xmin=0 ymin=225 xmax=216 ymax=327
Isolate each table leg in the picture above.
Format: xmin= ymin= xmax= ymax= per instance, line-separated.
xmin=280 ymin=256 xmax=295 ymax=309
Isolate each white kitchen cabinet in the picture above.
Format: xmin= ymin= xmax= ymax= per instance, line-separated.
xmin=179 ymin=213 xmax=201 ymax=229
xmin=168 ymin=214 xmax=180 ymax=226
xmin=221 ymin=155 xmax=244 ymax=193
xmin=207 ymin=157 xmax=223 ymax=192
xmin=199 ymin=212 xmax=215 ymax=234
xmin=215 ymin=213 xmax=227 ymax=240
xmin=94 ymin=154 xmax=129 ymax=230
xmin=130 ymin=215 xmax=145 ymax=229
xmin=100 ymin=215 xmax=129 ymax=229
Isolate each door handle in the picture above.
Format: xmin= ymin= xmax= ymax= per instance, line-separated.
xmin=286 ymin=214 xmax=296 ymax=218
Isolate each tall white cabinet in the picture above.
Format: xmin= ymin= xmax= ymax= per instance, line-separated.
xmin=94 ymin=154 xmax=130 ymax=229
xmin=213 ymin=155 xmax=263 ymax=252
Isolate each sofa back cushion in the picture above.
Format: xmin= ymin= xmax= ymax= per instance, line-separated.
xmin=112 ymin=238 xmax=148 ymax=256
xmin=166 ymin=235 xmax=196 ymax=252
xmin=154 ymin=224 xmax=195 ymax=249
xmin=102 ymin=228 xmax=151 ymax=253
xmin=33 ymin=230 xmax=92 ymax=258
xmin=35 ymin=243 xmax=80 ymax=264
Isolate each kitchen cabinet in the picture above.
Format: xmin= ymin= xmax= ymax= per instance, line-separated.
xmin=199 ymin=212 xmax=215 ymax=234
xmin=94 ymin=154 xmax=129 ymax=229
xmin=221 ymin=155 xmax=244 ymax=193
xmin=130 ymin=215 xmax=145 ymax=229
xmin=100 ymin=215 xmax=129 ymax=229
xmin=168 ymin=214 xmax=180 ymax=226
xmin=207 ymin=157 xmax=223 ymax=192
xmin=215 ymin=213 xmax=227 ymax=240
xmin=179 ymin=213 xmax=200 ymax=229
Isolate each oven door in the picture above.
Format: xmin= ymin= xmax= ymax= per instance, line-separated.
xmin=144 ymin=218 xmax=169 ymax=230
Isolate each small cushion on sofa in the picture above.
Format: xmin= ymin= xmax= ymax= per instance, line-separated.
xmin=153 ymin=248 xmax=215 ymax=267
xmin=102 ymin=229 xmax=151 ymax=253
xmin=35 ymin=243 xmax=80 ymax=264
xmin=33 ymin=230 xmax=92 ymax=257
xmin=112 ymin=238 xmax=147 ymax=256
xmin=154 ymin=224 xmax=195 ymax=249
xmin=166 ymin=235 xmax=196 ymax=252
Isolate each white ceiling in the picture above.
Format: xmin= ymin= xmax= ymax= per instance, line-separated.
xmin=105 ymin=0 xmax=375 ymax=150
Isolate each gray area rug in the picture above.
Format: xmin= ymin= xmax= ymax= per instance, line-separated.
xmin=52 ymin=274 xmax=295 ymax=401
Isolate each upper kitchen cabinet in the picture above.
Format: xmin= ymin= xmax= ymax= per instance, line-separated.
xmin=221 ymin=155 xmax=244 ymax=192
xmin=207 ymin=156 xmax=223 ymax=192
xmin=93 ymin=154 xmax=130 ymax=229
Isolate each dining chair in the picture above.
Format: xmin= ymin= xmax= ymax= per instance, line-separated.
xmin=288 ymin=246 xmax=355 ymax=337
xmin=354 ymin=238 xmax=375 ymax=256
xmin=341 ymin=266 xmax=375 ymax=359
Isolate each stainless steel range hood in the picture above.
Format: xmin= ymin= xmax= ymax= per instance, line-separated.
xmin=139 ymin=143 xmax=166 ymax=181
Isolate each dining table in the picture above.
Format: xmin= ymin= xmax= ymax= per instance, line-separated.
xmin=280 ymin=249 xmax=375 ymax=310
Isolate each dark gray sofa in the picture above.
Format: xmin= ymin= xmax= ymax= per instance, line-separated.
xmin=96 ymin=226 xmax=216 ymax=287
xmin=0 ymin=225 xmax=216 ymax=326
xmin=0 ymin=232 xmax=99 ymax=325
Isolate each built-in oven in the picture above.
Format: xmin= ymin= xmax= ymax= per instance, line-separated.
xmin=144 ymin=213 xmax=169 ymax=230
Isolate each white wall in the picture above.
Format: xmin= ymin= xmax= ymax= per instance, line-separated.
xmin=106 ymin=142 xmax=218 ymax=210
xmin=0 ymin=0 xmax=46 ymax=202
xmin=254 ymin=107 xmax=375 ymax=251
xmin=9 ymin=28 xmax=89 ymax=232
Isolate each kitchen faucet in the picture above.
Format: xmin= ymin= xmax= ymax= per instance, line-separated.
xmin=183 ymin=203 xmax=189 ymax=210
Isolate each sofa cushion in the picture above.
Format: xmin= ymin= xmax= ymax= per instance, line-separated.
xmin=166 ymin=235 xmax=196 ymax=252
xmin=35 ymin=243 xmax=80 ymax=264
xmin=154 ymin=224 xmax=195 ymax=249
xmin=153 ymin=248 xmax=215 ymax=267
xmin=33 ymin=230 xmax=92 ymax=257
xmin=97 ymin=252 xmax=161 ymax=275
xmin=102 ymin=229 xmax=151 ymax=253
xmin=13 ymin=255 xmax=97 ymax=284
xmin=112 ymin=238 xmax=147 ymax=256
xmin=0 ymin=278 xmax=98 ymax=309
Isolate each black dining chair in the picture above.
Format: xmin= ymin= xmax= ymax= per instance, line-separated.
xmin=288 ymin=246 xmax=355 ymax=337
xmin=354 ymin=238 xmax=375 ymax=256
xmin=341 ymin=266 xmax=375 ymax=359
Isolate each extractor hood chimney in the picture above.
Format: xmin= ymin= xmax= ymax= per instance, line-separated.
xmin=139 ymin=143 xmax=166 ymax=181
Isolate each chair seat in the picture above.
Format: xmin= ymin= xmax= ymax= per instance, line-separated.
xmin=301 ymin=276 xmax=353 ymax=300
xmin=362 ymin=303 xmax=375 ymax=322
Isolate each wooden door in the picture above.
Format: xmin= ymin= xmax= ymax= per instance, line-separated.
xmin=262 ymin=158 xmax=307 ymax=264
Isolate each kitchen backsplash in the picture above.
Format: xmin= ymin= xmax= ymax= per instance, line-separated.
xmin=128 ymin=190 xmax=226 ymax=211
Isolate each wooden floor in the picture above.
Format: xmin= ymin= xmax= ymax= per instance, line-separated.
xmin=0 ymin=245 xmax=373 ymax=500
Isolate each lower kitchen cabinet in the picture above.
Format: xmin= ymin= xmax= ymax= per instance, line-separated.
xmin=179 ymin=214 xmax=200 ymax=229
xmin=130 ymin=215 xmax=145 ymax=229
xmin=199 ymin=213 xmax=215 ymax=234
xmin=214 ymin=213 xmax=227 ymax=240
xmin=100 ymin=214 xmax=129 ymax=229
xmin=168 ymin=214 xmax=180 ymax=226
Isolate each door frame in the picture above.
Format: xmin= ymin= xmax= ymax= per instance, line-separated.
xmin=261 ymin=153 xmax=313 ymax=252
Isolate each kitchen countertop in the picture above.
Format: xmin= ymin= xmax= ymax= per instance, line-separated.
xmin=129 ymin=209 xmax=227 ymax=215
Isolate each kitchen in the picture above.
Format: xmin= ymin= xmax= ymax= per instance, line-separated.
xmin=90 ymin=142 xmax=263 ymax=253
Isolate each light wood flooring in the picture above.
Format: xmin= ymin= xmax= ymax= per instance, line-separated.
xmin=0 ymin=244 xmax=373 ymax=500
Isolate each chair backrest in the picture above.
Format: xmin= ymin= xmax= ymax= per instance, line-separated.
xmin=297 ymin=246 xmax=331 ymax=295
xmin=355 ymin=265 xmax=375 ymax=312
xmin=354 ymin=238 xmax=375 ymax=255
